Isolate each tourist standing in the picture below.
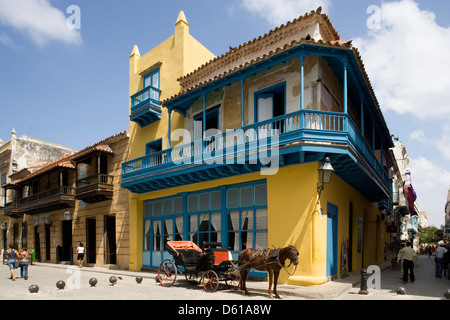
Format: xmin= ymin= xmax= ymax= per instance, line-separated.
xmin=398 ymin=241 xmax=418 ymax=284
xmin=76 ymin=242 xmax=85 ymax=267
xmin=435 ymin=241 xmax=448 ymax=278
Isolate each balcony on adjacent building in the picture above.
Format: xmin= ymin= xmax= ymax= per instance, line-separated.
xmin=17 ymin=186 xmax=75 ymax=215
xmin=75 ymin=174 xmax=114 ymax=203
xmin=122 ymin=109 xmax=391 ymax=202
xmin=130 ymin=85 xmax=162 ymax=127
xmin=3 ymin=201 xmax=19 ymax=218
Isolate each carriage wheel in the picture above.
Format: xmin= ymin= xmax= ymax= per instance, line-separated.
xmin=202 ymin=270 xmax=219 ymax=293
xmin=158 ymin=259 xmax=177 ymax=287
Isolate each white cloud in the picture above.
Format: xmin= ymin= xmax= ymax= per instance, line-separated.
xmin=0 ymin=0 xmax=82 ymax=47
xmin=408 ymin=125 xmax=450 ymax=161
xmin=354 ymin=0 xmax=450 ymax=120
xmin=409 ymin=129 xmax=426 ymax=143
xmin=0 ymin=31 xmax=18 ymax=50
xmin=408 ymin=157 xmax=450 ymax=227
xmin=241 ymin=0 xmax=331 ymax=26
xmin=436 ymin=125 xmax=450 ymax=161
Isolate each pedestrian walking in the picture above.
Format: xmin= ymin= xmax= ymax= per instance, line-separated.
xmin=444 ymin=243 xmax=449 ymax=279
xmin=397 ymin=242 xmax=406 ymax=278
xmin=5 ymin=243 xmax=18 ymax=281
xmin=398 ymin=241 xmax=418 ymax=284
xmin=76 ymin=242 xmax=85 ymax=267
xmin=18 ymin=248 xmax=31 ymax=280
xmin=434 ymin=241 xmax=447 ymax=278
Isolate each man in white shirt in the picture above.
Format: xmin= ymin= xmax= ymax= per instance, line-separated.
xmin=435 ymin=242 xmax=448 ymax=278
xmin=398 ymin=241 xmax=417 ymax=284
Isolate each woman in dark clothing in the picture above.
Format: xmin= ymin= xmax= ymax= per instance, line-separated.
xmin=5 ymin=243 xmax=18 ymax=281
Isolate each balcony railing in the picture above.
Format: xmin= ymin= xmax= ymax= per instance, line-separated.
xmin=19 ymin=186 xmax=74 ymax=205
xmin=17 ymin=186 xmax=75 ymax=214
xmin=122 ymin=109 xmax=390 ymax=190
xmin=131 ymin=85 xmax=161 ymax=112
xmin=130 ymin=85 xmax=162 ymax=127
xmin=76 ymin=174 xmax=113 ymax=189
xmin=75 ymin=174 xmax=114 ymax=203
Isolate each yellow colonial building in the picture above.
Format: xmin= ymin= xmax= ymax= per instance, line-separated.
xmin=122 ymin=9 xmax=393 ymax=286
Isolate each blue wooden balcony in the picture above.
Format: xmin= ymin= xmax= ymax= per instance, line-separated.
xmin=130 ymin=85 xmax=162 ymax=127
xmin=121 ymin=110 xmax=391 ymax=202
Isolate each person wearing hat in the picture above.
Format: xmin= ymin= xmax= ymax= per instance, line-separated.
xmin=435 ymin=241 xmax=447 ymax=278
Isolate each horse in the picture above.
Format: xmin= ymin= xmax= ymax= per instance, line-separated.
xmin=238 ymin=245 xmax=299 ymax=298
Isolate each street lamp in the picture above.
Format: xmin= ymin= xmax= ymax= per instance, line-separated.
xmin=63 ymin=210 xmax=72 ymax=221
xmin=317 ymin=157 xmax=335 ymax=199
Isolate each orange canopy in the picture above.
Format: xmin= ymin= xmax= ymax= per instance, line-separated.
xmin=166 ymin=241 xmax=202 ymax=253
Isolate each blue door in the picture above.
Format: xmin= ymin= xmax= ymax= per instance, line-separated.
xmin=326 ymin=203 xmax=338 ymax=277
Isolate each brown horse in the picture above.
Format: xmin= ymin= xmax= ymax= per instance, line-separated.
xmin=238 ymin=245 xmax=299 ymax=298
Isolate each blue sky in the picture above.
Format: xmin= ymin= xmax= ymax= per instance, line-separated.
xmin=0 ymin=0 xmax=449 ymax=227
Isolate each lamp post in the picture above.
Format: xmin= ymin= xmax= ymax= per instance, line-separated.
xmin=63 ymin=210 xmax=72 ymax=221
xmin=317 ymin=157 xmax=335 ymax=198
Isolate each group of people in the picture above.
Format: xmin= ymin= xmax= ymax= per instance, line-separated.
xmin=397 ymin=240 xmax=449 ymax=284
xmin=4 ymin=242 xmax=86 ymax=281
xmin=4 ymin=243 xmax=32 ymax=281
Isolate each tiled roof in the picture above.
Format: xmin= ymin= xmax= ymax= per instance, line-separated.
xmin=163 ymin=38 xmax=353 ymax=103
xmin=71 ymin=130 xmax=128 ymax=160
xmin=5 ymin=131 xmax=128 ymax=186
xmin=161 ymin=7 xmax=392 ymax=144
xmin=7 ymin=153 xmax=75 ymax=185
xmin=163 ymin=7 xmax=340 ymax=103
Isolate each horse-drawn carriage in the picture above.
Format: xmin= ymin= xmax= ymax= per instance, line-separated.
xmin=157 ymin=241 xmax=240 ymax=292
xmin=157 ymin=240 xmax=299 ymax=298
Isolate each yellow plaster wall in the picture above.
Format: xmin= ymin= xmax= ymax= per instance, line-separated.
xmin=127 ymin=12 xmax=215 ymax=271
xmin=266 ymin=162 xmax=385 ymax=286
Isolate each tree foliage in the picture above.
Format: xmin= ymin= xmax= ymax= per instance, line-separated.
xmin=419 ymin=226 xmax=444 ymax=244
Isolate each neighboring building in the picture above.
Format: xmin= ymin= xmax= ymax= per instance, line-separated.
xmin=121 ymin=9 xmax=394 ymax=286
xmin=0 ymin=129 xmax=78 ymax=252
xmin=390 ymin=140 xmax=422 ymax=244
xmin=2 ymin=131 xmax=130 ymax=269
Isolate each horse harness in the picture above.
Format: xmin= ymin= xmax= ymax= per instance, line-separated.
xmin=242 ymin=247 xmax=297 ymax=276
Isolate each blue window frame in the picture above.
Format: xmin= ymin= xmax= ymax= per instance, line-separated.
xmin=142 ymin=180 xmax=267 ymax=269
xmin=145 ymin=138 xmax=162 ymax=155
xmin=143 ymin=69 xmax=160 ymax=90
xmin=194 ymin=108 xmax=219 ymax=139
xmin=254 ymin=82 xmax=286 ymax=126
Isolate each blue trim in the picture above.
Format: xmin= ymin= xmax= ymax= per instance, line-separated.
xmin=253 ymin=82 xmax=286 ymax=124
xmin=240 ymin=77 xmax=246 ymax=127
xmin=326 ymin=202 xmax=338 ymax=277
xmin=194 ymin=108 xmax=219 ymax=128
xmin=143 ymin=68 xmax=160 ymax=90
xmin=164 ymin=44 xmax=392 ymax=149
xmin=130 ymin=68 xmax=161 ymax=128
xmin=141 ymin=180 xmax=267 ymax=270
xmin=168 ymin=109 xmax=172 ymax=149
xmin=122 ymin=109 xmax=391 ymax=201
xmin=299 ymin=53 xmax=306 ymax=111
xmin=146 ymin=138 xmax=162 ymax=155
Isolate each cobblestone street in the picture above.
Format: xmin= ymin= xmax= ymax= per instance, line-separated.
xmin=1 ymin=254 xmax=448 ymax=301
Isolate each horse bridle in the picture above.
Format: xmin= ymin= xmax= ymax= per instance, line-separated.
xmin=282 ymin=249 xmax=298 ymax=276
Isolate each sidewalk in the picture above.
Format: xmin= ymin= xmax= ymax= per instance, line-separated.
xmin=29 ymin=260 xmax=363 ymax=299
xmin=9 ymin=255 xmax=447 ymax=300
